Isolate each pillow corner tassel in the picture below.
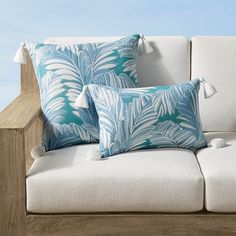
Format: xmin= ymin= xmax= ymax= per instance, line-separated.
xmin=139 ymin=34 xmax=154 ymax=55
xmin=75 ymin=85 xmax=89 ymax=108
xmin=13 ymin=42 xmax=27 ymax=64
xmin=31 ymin=144 xmax=46 ymax=160
xmin=200 ymin=78 xmax=217 ymax=99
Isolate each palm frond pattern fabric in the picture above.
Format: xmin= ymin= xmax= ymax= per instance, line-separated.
xmin=88 ymin=79 xmax=207 ymax=157
xmin=26 ymin=34 xmax=140 ymax=151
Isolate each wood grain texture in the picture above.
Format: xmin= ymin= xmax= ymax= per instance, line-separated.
xmin=0 ymin=129 xmax=26 ymax=235
xmin=0 ymin=94 xmax=41 ymax=129
xmin=0 ymin=93 xmax=42 ymax=235
xmin=24 ymin=115 xmax=43 ymax=171
xmin=26 ymin=213 xmax=236 ymax=236
xmin=21 ymin=49 xmax=39 ymax=95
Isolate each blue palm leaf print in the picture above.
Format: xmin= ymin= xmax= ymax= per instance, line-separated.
xmin=26 ymin=34 xmax=140 ymax=150
xmin=91 ymin=71 xmax=136 ymax=88
xmin=88 ymin=79 xmax=207 ymax=157
xmin=150 ymin=121 xmax=197 ymax=148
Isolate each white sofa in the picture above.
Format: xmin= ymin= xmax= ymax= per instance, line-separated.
xmin=26 ymin=36 xmax=236 ymax=214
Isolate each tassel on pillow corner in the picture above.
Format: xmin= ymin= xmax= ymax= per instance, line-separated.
xmin=199 ymin=78 xmax=217 ymax=98
xmin=139 ymin=34 xmax=154 ymax=55
xmin=13 ymin=42 xmax=27 ymax=64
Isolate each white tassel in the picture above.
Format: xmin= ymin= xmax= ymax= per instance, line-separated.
xmin=209 ymin=138 xmax=226 ymax=149
xmin=13 ymin=42 xmax=27 ymax=64
xmin=86 ymin=148 xmax=101 ymax=161
xmin=75 ymin=85 xmax=89 ymax=108
xmin=139 ymin=34 xmax=154 ymax=55
xmin=200 ymin=78 xmax=217 ymax=98
xmin=31 ymin=144 xmax=46 ymax=160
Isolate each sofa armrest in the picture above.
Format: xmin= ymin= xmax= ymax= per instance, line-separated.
xmin=0 ymin=93 xmax=42 ymax=235
xmin=0 ymin=93 xmax=41 ymax=129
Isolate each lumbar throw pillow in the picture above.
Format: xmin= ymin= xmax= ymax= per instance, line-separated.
xmin=77 ymin=79 xmax=216 ymax=158
xmin=14 ymin=34 xmax=141 ymax=151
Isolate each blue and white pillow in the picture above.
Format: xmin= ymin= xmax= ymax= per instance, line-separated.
xmin=87 ymin=79 xmax=207 ymax=157
xmin=26 ymin=34 xmax=140 ymax=151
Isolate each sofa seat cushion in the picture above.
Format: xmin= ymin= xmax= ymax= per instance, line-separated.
xmin=197 ymin=132 xmax=236 ymax=212
xmin=26 ymin=144 xmax=203 ymax=213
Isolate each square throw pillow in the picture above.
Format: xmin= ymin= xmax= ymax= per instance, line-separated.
xmin=86 ymin=79 xmax=207 ymax=157
xmin=25 ymin=34 xmax=140 ymax=151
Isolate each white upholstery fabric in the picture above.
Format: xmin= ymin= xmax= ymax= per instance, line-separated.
xmin=197 ymin=132 xmax=236 ymax=212
xmin=191 ymin=37 xmax=236 ymax=131
xmin=45 ymin=36 xmax=190 ymax=87
xmin=27 ymin=145 xmax=203 ymax=213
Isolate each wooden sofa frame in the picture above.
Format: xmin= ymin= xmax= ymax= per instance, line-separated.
xmin=1 ymin=53 xmax=236 ymax=236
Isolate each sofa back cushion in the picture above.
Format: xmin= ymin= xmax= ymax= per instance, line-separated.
xmin=191 ymin=37 xmax=236 ymax=131
xmin=45 ymin=36 xmax=191 ymax=87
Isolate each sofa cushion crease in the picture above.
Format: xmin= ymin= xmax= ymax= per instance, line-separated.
xmin=196 ymin=132 xmax=236 ymax=212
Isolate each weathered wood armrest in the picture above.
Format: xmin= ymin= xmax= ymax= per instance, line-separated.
xmin=0 ymin=93 xmax=42 ymax=235
xmin=0 ymin=93 xmax=42 ymax=167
